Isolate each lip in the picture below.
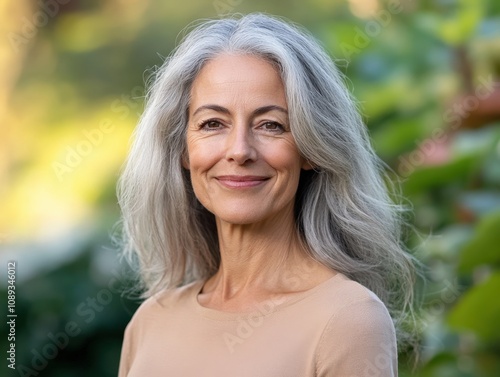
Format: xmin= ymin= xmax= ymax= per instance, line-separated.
xmin=215 ymin=175 xmax=270 ymax=188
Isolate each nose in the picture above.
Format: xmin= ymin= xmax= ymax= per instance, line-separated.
xmin=225 ymin=123 xmax=257 ymax=164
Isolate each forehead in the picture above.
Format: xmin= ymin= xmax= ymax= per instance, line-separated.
xmin=189 ymin=54 xmax=286 ymax=106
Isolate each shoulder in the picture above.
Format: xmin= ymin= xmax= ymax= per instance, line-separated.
xmin=309 ymin=273 xmax=393 ymax=324
xmin=318 ymin=273 xmax=395 ymax=339
xmin=313 ymin=274 xmax=398 ymax=376
xmin=118 ymin=280 xmax=203 ymax=376
xmin=125 ymin=279 xmax=202 ymax=331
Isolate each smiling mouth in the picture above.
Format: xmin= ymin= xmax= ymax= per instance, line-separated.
xmin=215 ymin=175 xmax=270 ymax=188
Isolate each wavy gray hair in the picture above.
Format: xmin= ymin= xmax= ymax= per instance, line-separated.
xmin=118 ymin=13 xmax=417 ymax=345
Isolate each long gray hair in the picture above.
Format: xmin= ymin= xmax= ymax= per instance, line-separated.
xmin=118 ymin=13 xmax=417 ymax=345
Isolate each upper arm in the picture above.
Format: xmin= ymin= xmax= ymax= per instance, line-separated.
xmin=117 ymin=296 xmax=157 ymax=377
xmin=118 ymin=316 xmax=137 ymax=377
xmin=315 ymin=298 xmax=398 ymax=377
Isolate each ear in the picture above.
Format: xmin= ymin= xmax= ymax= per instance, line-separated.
xmin=301 ymin=158 xmax=314 ymax=171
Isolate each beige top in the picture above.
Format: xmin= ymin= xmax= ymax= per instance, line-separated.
xmin=118 ymin=273 xmax=397 ymax=377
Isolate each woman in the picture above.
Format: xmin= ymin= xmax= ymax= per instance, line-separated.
xmin=117 ymin=13 xmax=416 ymax=377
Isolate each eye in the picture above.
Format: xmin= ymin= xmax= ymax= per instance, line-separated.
xmin=199 ymin=119 xmax=223 ymax=130
xmin=260 ymin=121 xmax=285 ymax=133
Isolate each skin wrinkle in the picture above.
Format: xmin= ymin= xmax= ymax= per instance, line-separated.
xmin=184 ymin=54 xmax=335 ymax=311
xmin=117 ymin=16 xmax=416 ymax=363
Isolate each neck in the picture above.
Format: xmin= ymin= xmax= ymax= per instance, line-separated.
xmin=198 ymin=207 xmax=337 ymax=312
xmin=208 ymin=206 xmax=308 ymax=299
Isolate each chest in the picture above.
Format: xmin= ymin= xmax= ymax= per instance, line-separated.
xmin=127 ymin=311 xmax=326 ymax=377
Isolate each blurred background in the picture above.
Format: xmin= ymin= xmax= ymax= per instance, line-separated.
xmin=1 ymin=0 xmax=499 ymax=376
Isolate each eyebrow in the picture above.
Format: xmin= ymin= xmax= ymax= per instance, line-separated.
xmin=191 ymin=104 xmax=288 ymax=118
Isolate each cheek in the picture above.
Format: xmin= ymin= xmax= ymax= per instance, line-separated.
xmin=185 ymin=139 xmax=222 ymax=204
xmin=264 ymin=141 xmax=304 ymax=174
xmin=186 ymin=137 xmax=219 ymax=172
xmin=186 ymin=145 xmax=211 ymax=201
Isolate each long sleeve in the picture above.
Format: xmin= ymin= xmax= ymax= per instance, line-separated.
xmin=315 ymin=298 xmax=398 ymax=377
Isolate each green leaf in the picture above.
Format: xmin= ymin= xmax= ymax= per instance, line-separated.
xmin=448 ymin=272 xmax=500 ymax=341
xmin=419 ymin=0 xmax=485 ymax=46
xmin=372 ymin=118 xmax=425 ymax=160
xmin=416 ymin=352 xmax=467 ymax=377
xmin=401 ymin=154 xmax=480 ymax=195
xmin=459 ymin=212 xmax=500 ymax=274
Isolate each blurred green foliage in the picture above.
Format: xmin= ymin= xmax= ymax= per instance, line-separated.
xmin=1 ymin=0 xmax=499 ymax=376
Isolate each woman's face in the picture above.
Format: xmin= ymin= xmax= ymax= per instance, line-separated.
xmin=186 ymin=54 xmax=310 ymax=225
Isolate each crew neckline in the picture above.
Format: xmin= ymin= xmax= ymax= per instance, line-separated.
xmin=191 ymin=272 xmax=345 ymax=320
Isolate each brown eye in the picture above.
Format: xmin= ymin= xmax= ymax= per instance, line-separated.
xmin=200 ymin=120 xmax=222 ymax=130
xmin=261 ymin=122 xmax=285 ymax=133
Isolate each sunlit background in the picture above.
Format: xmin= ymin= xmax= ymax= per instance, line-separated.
xmin=1 ymin=0 xmax=499 ymax=376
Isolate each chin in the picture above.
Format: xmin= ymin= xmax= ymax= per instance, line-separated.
xmin=208 ymin=203 xmax=272 ymax=225
xmin=214 ymin=206 xmax=295 ymax=228
xmin=215 ymin=211 xmax=264 ymax=226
